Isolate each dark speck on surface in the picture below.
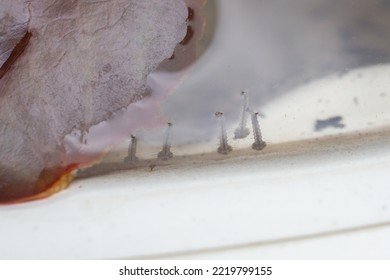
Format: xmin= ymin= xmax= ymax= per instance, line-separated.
xmin=315 ymin=116 xmax=346 ymax=132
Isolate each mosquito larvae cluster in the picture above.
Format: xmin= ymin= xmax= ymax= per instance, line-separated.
xmin=122 ymin=91 xmax=266 ymax=163
xmin=216 ymin=91 xmax=266 ymax=155
xmin=122 ymin=123 xmax=174 ymax=164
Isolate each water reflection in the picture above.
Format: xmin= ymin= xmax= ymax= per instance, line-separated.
xmin=154 ymin=0 xmax=390 ymax=146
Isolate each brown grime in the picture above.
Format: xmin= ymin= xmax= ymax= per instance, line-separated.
xmin=0 ymin=31 xmax=32 ymax=80
xmin=180 ymin=25 xmax=194 ymax=45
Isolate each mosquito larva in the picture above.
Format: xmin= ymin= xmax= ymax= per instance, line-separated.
xmin=234 ymin=90 xmax=250 ymax=139
xmin=215 ymin=112 xmax=232 ymax=155
xmin=124 ymin=135 xmax=138 ymax=163
xmin=158 ymin=122 xmax=174 ymax=160
xmin=250 ymin=111 xmax=266 ymax=151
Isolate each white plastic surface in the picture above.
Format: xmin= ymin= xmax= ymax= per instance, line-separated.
xmin=1 ymin=130 xmax=390 ymax=259
xmin=1 ymin=0 xmax=390 ymax=259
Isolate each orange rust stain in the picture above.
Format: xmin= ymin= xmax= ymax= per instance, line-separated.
xmin=0 ymin=164 xmax=77 ymax=205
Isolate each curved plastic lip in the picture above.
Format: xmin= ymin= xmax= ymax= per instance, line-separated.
xmin=2 ymin=0 xmax=390 ymax=259
xmin=76 ymin=126 xmax=390 ymax=180
xmin=2 ymin=126 xmax=390 ymax=259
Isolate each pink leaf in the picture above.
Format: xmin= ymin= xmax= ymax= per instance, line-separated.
xmin=0 ymin=0 xmax=189 ymax=202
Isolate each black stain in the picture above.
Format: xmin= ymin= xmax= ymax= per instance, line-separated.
xmin=315 ymin=116 xmax=346 ymax=132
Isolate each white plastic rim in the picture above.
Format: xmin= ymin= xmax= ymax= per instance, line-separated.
xmin=1 ymin=0 xmax=390 ymax=259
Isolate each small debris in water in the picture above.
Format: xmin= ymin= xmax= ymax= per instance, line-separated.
xmin=315 ymin=116 xmax=346 ymax=132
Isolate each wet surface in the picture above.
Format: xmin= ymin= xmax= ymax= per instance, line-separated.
xmin=158 ymin=0 xmax=390 ymax=145
xmin=2 ymin=0 xmax=390 ymax=259
xmin=2 ymin=0 xmax=390 ymax=202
